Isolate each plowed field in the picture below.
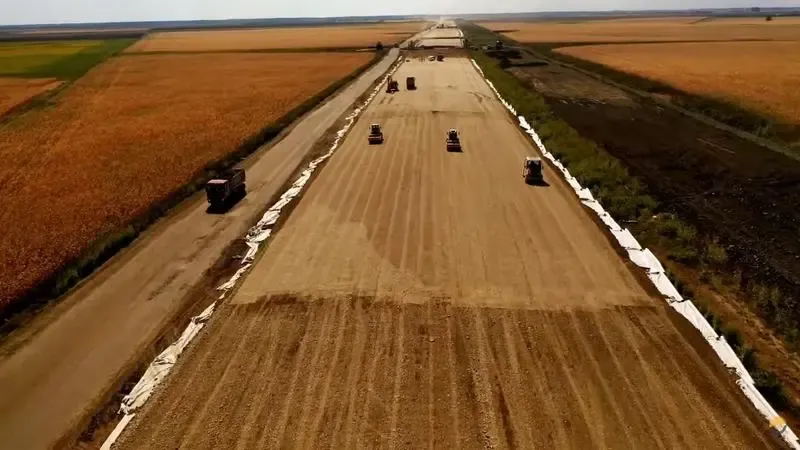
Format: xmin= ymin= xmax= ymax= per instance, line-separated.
xmin=116 ymin=57 xmax=779 ymax=449
xmin=0 ymin=77 xmax=61 ymax=116
xmin=128 ymin=22 xmax=427 ymax=52
xmin=0 ymin=51 xmax=371 ymax=308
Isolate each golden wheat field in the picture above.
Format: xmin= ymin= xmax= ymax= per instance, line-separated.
xmin=481 ymin=16 xmax=800 ymax=43
xmin=556 ymin=41 xmax=800 ymax=124
xmin=0 ymin=51 xmax=371 ymax=306
xmin=128 ymin=22 xmax=427 ymax=52
xmin=0 ymin=78 xmax=62 ymax=115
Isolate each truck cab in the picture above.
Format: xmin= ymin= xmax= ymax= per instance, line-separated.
xmin=523 ymin=157 xmax=544 ymax=185
xmin=206 ymin=167 xmax=246 ymax=211
xmin=368 ymin=123 xmax=384 ymax=144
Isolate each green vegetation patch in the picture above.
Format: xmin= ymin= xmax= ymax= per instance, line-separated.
xmin=0 ymin=39 xmax=136 ymax=80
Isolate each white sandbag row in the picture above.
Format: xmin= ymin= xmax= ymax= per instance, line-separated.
xmin=100 ymin=301 xmax=217 ymax=450
xmin=119 ymin=302 xmax=216 ymax=415
xmin=469 ymin=58 xmax=800 ymax=448
xmin=100 ymin=56 xmax=405 ymax=450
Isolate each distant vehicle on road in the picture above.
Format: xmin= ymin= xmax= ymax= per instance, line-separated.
xmin=523 ymin=157 xmax=544 ymax=184
xmin=428 ymin=55 xmax=436 ymax=61
xmin=406 ymin=76 xmax=416 ymax=90
xmin=206 ymin=168 xmax=246 ymax=211
xmin=368 ymin=123 xmax=384 ymax=144
xmin=446 ymin=129 xmax=461 ymax=152
xmin=386 ymin=77 xmax=399 ymax=93
xmin=436 ymin=54 xmax=444 ymax=61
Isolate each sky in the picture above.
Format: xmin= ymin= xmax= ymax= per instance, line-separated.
xmin=0 ymin=0 xmax=795 ymax=26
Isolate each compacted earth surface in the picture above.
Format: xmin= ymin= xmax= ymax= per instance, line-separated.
xmin=115 ymin=57 xmax=780 ymax=449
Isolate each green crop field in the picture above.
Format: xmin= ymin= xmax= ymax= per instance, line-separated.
xmin=0 ymin=39 xmax=137 ymax=79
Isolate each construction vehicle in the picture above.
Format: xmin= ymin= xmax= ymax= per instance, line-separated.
xmin=368 ymin=123 xmax=384 ymax=144
xmin=523 ymin=157 xmax=544 ymax=184
xmin=386 ymin=77 xmax=399 ymax=93
xmin=406 ymin=76 xmax=416 ymax=90
xmin=428 ymin=55 xmax=436 ymax=61
xmin=436 ymin=54 xmax=444 ymax=61
xmin=446 ymin=129 xmax=461 ymax=152
xmin=206 ymin=168 xmax=246 ymax=211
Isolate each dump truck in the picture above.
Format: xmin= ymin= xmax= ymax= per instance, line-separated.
xmin=523 ymin=157 xmax=544 ymax=184
xmin=446 ymin=129 xmax=461 ymax=152
xmin=368 ymin=123 xmax=384 ymax=144
xmin=386 ymin=77 xmax=399 ymax=93
xmin=406 ymin=76 xmax=416 ymax=90
xmin=206 ymin=168 xmax=246 ymax=210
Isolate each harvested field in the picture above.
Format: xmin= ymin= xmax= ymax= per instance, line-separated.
xmin=17 ymin=28 xmax=148 ymax=35
xmin=117 ymin=57 xmax=780 ymax=449
xmin=127 ymin=22 xmax=427 ymax=52
xmin=0 ymin=51 xmax=371 ymax=309
xmin=555 ymin=41 xmax=800 ymax=124
xmin=0 ymin=77 xmax=61 ymax=116
xmin=481 ymin=16 xmax=800 ymax=43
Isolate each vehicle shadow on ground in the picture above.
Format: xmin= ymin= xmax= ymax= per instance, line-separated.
xmin=206 ymin=190 xmax=247 ymax=215
xmin=525 ymin=179 xmax=550 ymax=187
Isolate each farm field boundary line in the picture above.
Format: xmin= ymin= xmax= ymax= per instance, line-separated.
xmin=125 ymin=46 xmax=385 ymax=56
xmin=99 ymin=54 xmax=404 ymax=450
xmin=0 ymin=50 xmax=386 ymax=342
xmin=530 ymin=38 xmax=779 ymax=47
xmin=0 ymin=78 xmax=63 ymax=120
xmin=0 ymin=39 xmax=138 ymax=124
xmin=126 ymin=23 xmax=428 ymax=53
xmin=468 ymin=53 xmax=800 ymax=449
xmin=527 ymin=43 xmax=800 ymax=160
xmin=0 ymin=38 xmax=140 ymax=80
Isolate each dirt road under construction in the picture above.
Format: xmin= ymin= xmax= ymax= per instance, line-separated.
xmin=117 ymin=56 xmax=780 ymax=449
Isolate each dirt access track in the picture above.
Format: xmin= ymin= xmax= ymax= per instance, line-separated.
xmin=116 ymin=56 xmax=779 ymax=449
xmin=0 ymin=49 xmax=401 ymax=450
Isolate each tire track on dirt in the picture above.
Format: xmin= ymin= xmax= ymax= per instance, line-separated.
xmin=592 ymin=310 xmax=692 ymax=448
xmin=327 ymin=298 xmax=368 ymax=448
xmin=231 ymin=305 xmax=286 ymax=450
xmin=175 ymin=300 xmax=275 ymax=448
xmin=498 ymin=198 xmax=573 ymax=447
xmin=129 ymin=304 xmax=247 ymax=446
xmin=264 ymin=301 xmax=332 ymax=448
xmin=299 ymin=301 xmax=351 ymax=448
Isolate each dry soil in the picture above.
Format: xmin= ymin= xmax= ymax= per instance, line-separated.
xmin=116 ymin=57 xmax=779 ymax=449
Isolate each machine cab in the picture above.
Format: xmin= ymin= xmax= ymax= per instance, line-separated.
xmin=447 ymin=129 xmax=459 ymax=141
xmin=370 ymin=124 xmax=382 ymax=135
xmin=523 ymin=157 xmax=543 ymax=183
